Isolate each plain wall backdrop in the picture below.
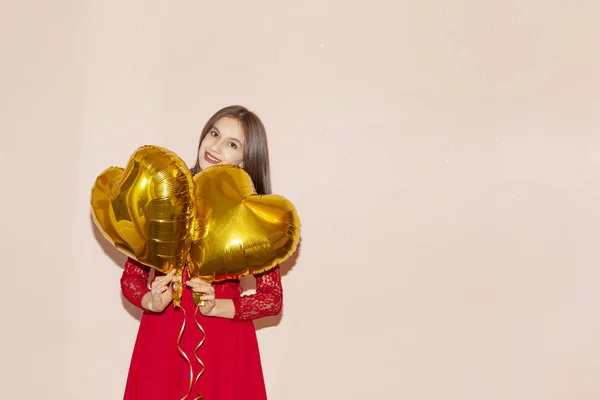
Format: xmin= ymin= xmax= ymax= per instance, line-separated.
xmin=2 ymin=1 xmax=600 ymax=399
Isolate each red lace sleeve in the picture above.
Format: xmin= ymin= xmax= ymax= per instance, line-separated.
xmin=232 ymin=266 xmax=283 ymax=322
xmin=120 ymin=257 xmax=151 ymax=309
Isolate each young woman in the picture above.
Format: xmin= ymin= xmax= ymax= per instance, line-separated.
xmin=120 ymin=105 xmax=282 ymax=400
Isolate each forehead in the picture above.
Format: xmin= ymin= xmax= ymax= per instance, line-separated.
xmin=213 ymin=117 xmax=245 ymax=143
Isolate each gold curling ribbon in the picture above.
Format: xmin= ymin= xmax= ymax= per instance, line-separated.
xmin=178 ymin=307 xmax=194 ymax=400
xmin=193 ymin=306 xmax=207 ymax=399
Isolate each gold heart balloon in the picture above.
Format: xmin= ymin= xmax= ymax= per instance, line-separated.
xmin=90 ymin=145 xmax=196 ymax=305
xmin=188 ymin=164 xmax=300 ymax=287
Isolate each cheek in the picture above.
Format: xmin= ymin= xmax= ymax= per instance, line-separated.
xmin=224 ymin=148 xmax=244 ymax=165
xmin=199 ymin=137 xmax=211 ymax=149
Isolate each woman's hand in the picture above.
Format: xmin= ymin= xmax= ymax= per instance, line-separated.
xmin=186 ymin=277 xmax=216 ymax=315
xmin=142 ymin=270 xmax=178 ymax=313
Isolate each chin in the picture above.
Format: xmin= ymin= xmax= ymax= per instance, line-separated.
xmin=198 ymin=161 xmax=211 ymax=171
xmin=199 ymin=160 xmax=223 ymax=171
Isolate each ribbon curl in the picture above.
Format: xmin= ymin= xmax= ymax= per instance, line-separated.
xmin=178 ymin=307 xmax=194 ymax=400
xmin=193 ymin=306 xmax=207 ymax=399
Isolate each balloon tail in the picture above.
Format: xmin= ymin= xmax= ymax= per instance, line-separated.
xmin=192 ymin=292 xmax=206 ymax=307
xmin=173 ymin=269 xmax=183 ymax=307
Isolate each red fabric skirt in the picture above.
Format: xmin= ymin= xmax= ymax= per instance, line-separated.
xmin=123 ymin=280 xmax=267 ymax=400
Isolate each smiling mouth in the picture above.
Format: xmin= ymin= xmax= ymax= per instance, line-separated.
xmin=204 ymin=151 xmax=221 ymax=164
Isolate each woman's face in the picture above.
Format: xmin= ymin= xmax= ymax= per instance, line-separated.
xmin=197 ymin=117 xmax=245 ymax=171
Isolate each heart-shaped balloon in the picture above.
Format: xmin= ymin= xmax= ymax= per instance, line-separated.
xmin=188 ymin=164 xmax=300 ymax=283
xmin=90 ymin=145 xmax=196 ymax=303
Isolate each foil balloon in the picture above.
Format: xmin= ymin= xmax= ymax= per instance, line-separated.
xmin=188 ymin=164 xmax=300 ymax=292
xmin=90 ymin=145 xmax=196 ymax=306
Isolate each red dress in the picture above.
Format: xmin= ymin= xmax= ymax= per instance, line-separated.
xmin=120 ymin=258 xmax=283 ymax=400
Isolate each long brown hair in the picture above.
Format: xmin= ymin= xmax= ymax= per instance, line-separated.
xmin=190 ymin=105 xmax=272 ymax=195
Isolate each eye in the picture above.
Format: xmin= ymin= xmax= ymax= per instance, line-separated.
xmin=228 ymin=142 xmax=238 ymax=149
xmin=210 ymin=130 xmax=219 ymax=137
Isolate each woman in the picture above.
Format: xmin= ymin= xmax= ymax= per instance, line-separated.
xmin=121 ymin=105 xmax=282 ymax=399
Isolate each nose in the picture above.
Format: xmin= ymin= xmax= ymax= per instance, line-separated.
xmin=208 ymin=138 xmax=222 ymax=153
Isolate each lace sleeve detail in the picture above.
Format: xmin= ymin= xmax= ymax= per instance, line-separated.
xmin=232 ymin=266 xmax=283 ymax=322
xmin=120 ymin=257 xmax=151 ymax=309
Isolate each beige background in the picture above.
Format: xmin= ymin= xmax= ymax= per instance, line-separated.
xmin=2 ymin=1 xmax=600 ymax=399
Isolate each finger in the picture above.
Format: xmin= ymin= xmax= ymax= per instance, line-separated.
xmin=199 ymin=294 xmax=215 ymax=301
xmin=156 ymin=271 xmax=178 ymax=286
xmin=152 ymin=286 xmax=169 ymax=296
xmin=152 ymin=273 xmax=171 ymax=285
xmin=190 ymin=286 xmax=212 ymax=294
xmin=152 ymin=279 xmax=170 ymax=290
xmin=188 ymin=282 xmax=214 ymax=294
xmin=189 ymin=285 xmax=213 ymax=295
xmin=186 ymin=279 xmax=212 ymax=288
xmin=188 ymin=277 xmax=211 ymax=284
xmin=159 ymin=270 xmax=176 ymax=281
xmin=162 ymin=274 xmax=175 ymax=284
